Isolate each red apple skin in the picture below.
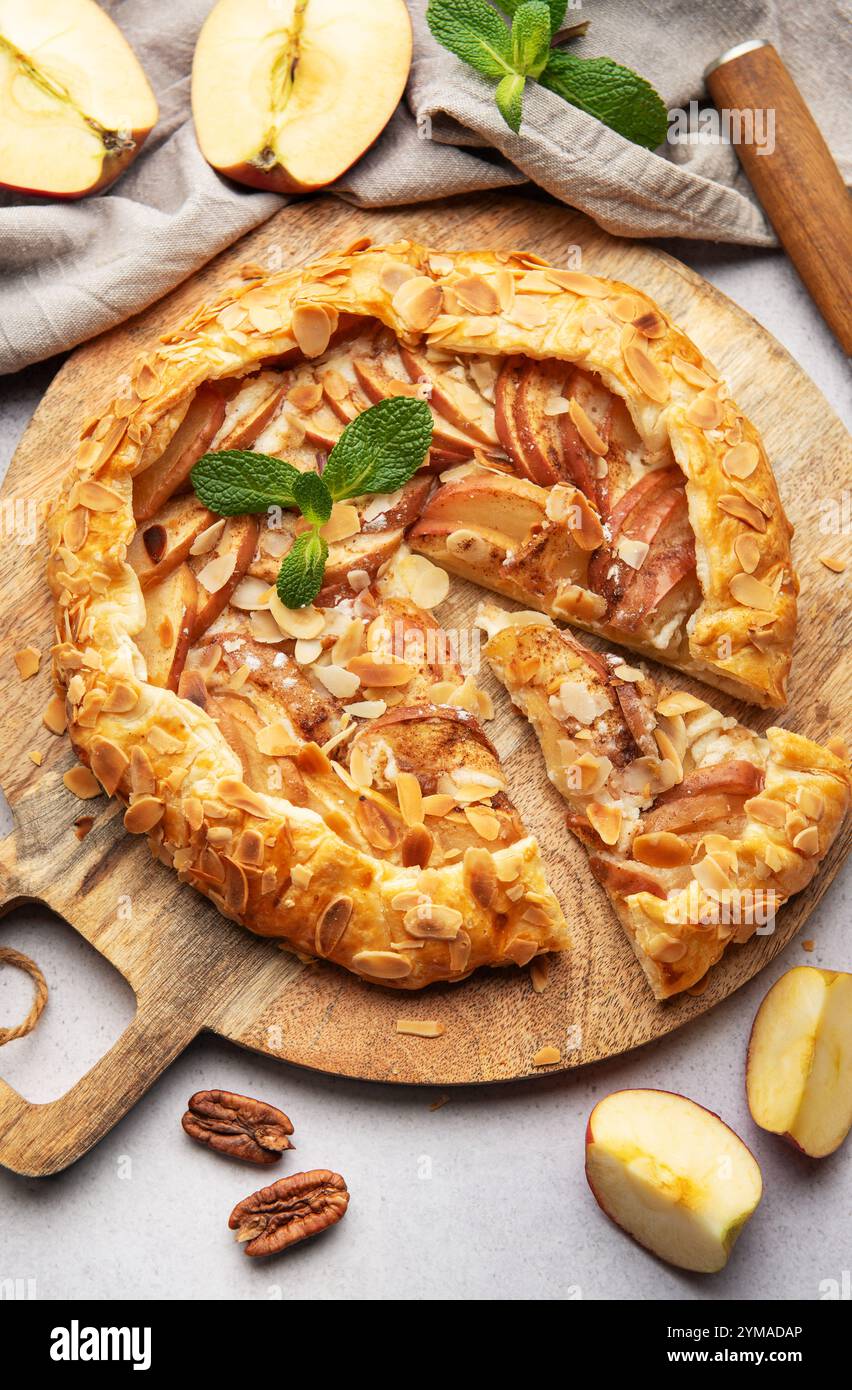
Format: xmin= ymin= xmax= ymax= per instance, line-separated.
xmin=0 ymin=126 xmax=155 ymax=199
xmin=744 ymin=971 xmax=852 ymax=1159
xmin=584 ymin=1089 xmax=763 ymax=1267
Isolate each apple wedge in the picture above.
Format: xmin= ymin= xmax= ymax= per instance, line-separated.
xmin=213 ymin=372 xmax=288 ymax=451
xmin=190 ymin=516 xmax=260 ymax=639
xmin=127 ymin=495 xmax=218 ymax=592
xmin=747 ymin=967 xmax=852 ymax=1158
xmin=397 ymin=344 xmax=499 ymax=448
xmin=136 ymin=564 xmax=197 ymax=691
xmin=586 ymin=1089 xmax=763 ymax=1273
xmin=352 ymin=354 xmax=475 ymax=463
xmin=192 ymin=0 xmax=411 ymax=194
xmin=133 ymin=387 xmax=226 ymax=521
xmin=0 ymin=0 xmax=157 ymax=198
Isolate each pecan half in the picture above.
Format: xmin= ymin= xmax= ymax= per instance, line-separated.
xmin=229 ymin=1170 xmax=350 ymax=1257
xmin=181 ymin=1089 xmax=294 ymax=1165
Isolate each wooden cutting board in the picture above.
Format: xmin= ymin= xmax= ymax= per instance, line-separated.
xmin=1 ymin=193 xmax=849 ymax=1177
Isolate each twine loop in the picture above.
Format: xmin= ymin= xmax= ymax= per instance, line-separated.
xmin=0 ymin=947 xmax=48 ymax=1046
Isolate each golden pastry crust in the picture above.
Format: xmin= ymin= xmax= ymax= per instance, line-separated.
xmin=45 ymin=238 xmax=799 ymax=985
xmin=481 ymin=605 xmax=849 ymax=1000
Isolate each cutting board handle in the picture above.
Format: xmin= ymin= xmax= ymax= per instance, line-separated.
xmin=0 ymin=992 xmax=202 ymax=1177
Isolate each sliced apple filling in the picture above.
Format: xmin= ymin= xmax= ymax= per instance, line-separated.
xmin=412 ymin=354 xmax=702 ymax=669
xmin=480 ymin=604 xmax=850 ymax=999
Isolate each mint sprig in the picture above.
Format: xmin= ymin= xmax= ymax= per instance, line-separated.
xmin=190 ymin=397 xmax=433 ymax=609
xmin=426 ymin=0 xmax=667 ymax=148
xmin=191 ymin=450 xmax=301 ymax=514
xmin=322 ymin=395 xmax=433 ymax=501
xmin=540 ymin=50 xmax=669 ymax=150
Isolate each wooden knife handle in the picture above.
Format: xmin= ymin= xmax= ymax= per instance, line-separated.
xmin=706 ymin=40 xmax=852 ymax=354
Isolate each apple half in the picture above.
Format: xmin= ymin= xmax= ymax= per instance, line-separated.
xmin=192 ymin=0 xmax=412 ymax=193
xmin=747 ymin=967 xmax=852 ymax=1158
xmin=585 ymin=1089 xmax=762 ymax=1273
xmin=0 ymin=0 xmax=158 ymax=198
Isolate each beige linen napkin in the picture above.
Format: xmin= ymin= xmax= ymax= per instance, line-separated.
xmin=1 ymin=0 xmax=849 ymax=374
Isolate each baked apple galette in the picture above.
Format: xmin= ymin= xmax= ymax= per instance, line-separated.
xmin=46 ymin=239 xmax=847 ymax=995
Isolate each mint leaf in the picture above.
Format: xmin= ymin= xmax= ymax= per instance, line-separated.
xmin=495 ymin=0 xmax=566 ymax=31
xmin=540 ymin=51 xmax=668 ymax=150
xmin=511 ymin=2 xmax=552 ymax=77
xmin=292 ymin=469 xmax=332 ymax=527
xmin=322 ymin=397 xmax=433 ymax=502
xmin=495 ymin=73 xmax=525 ymax=131
xmin=191 ymin=449 xmax=301 ymax=515
xmin=426 ymin=0 xmax=513 ymax=80
xmin=276 ymin=529 xmax=329 ymax=609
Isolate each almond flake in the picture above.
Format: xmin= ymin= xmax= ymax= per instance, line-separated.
xmin=352 ymin=951 xmax=412 ymax=980
xmin=611 ymin=293 xmax=641 ymax=321
xmin=322 ymin=369 xmax=350 ymax=402
xmin=148 ymin=726 xmax=183 ymax=754
xmin=14 ymin=646 xmax=41 ymax=679
xmin=347 ymin=654 xmax=414 ymax=687
xmin=421 ymin=793 xmax=455 ymax=818
xmin=655 ymin=692 xmax=706 ymax=717
xmin=545 ymin=270 xmax=608 ymax=297
xmin=463 ymin=806 xmax=500 ymax=841
xmin=268 ymin=594 xmax=325 ymax=640
xmin=380 ymin=262 xmax=417 ymax=294
xmin=218 ymin=778 xmax=268 ymax=818
xmin=587 ymin=801 xmax=622 ymax=845
xmin=797 ymin=787 xmax=824 ymax=820
xmin=734 ymin=534 xmax=761 ymax=574
xmin=315 ymin=895 xmax=354 ymax=955
xmin=745 ymin=795 xmax=786 ymax=828
xmin=532 ymin=1045 xmax=561 ymax=1066
xmin=632 ymin=831 xmax=691 ymax=868
xmin=395 ymin=1019 xmax=445 ymax=1038
xmin=256 ymin=722 xmax=298 ymax=756
xmin=507 ymin=298 xmax=547 ymax=330
xmin=623 ymin=341 xmax=669 ymax=403
xmin=395 ymin=771 xmax=423 ymax=826
xmin=568 ymin=399 xmax=608 ymax=455
xmin=349 ymin=742 xmax=373 ymax=788
xmin=316 ymin=663 xmax=360 ymax=698
xmin=647 ymin=933 xmax=688 ymax=963
xmin=196 ymin=552 xmax=237 ymax=593
xmin=123 ymin=796 xmax=164 ymax=832
xmin=692 ymin=850 xmax=728 ymax=895
xmin=453 ymin=275 xmax=499 ymax=315
xmin=63 ymin=764 xmax=101 ymax=799
xmin=90 ymin=738 xmax=129 ymax=797
xmin=612 ymin=664 xmax=643 ymax=683
xmin=818 ymin=553 xmax=846 ymax=573
xmin=189 ymin=518 xmax=227 ymax=556
xmin=718 ymin=493 xmax=767 ymax=532
xmin=343 ymin=699 xmax=386 ymax=719
xmin=403 ymin=902 xmax=463 ymax=939
xmin=77 ymin=480 xmax=123 ymax=512
xmin=616 ymin=536 xmax=650 ymax=570
xmin=393 ymin=277 xmax=443 ymax=332
xmin=722 ymin=442 xmax=759 ymax=479
xmin=793 ymin=826 xmax=820 ymax=856
xmin=292 ymin=303 xmax=332 ymax=358
xmin=322 ymin=503 xmax=361 ymax=543
xmin=287 ymin=382 xmax=323 ymax=413
xmin=730 ymin=572 xmax=775 ymax=610
xmin=671 ymin=354 xmax=713 ymax=388
xmin=686 ymin=390 xmax=724 ymax=430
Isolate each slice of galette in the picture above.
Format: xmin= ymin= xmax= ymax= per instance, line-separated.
xmin=479 ymin=605 xmax=850 ymax=1000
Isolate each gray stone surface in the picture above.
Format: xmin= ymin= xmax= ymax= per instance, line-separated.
xmin=0 ymin=241 xmax=849 ymax=1302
